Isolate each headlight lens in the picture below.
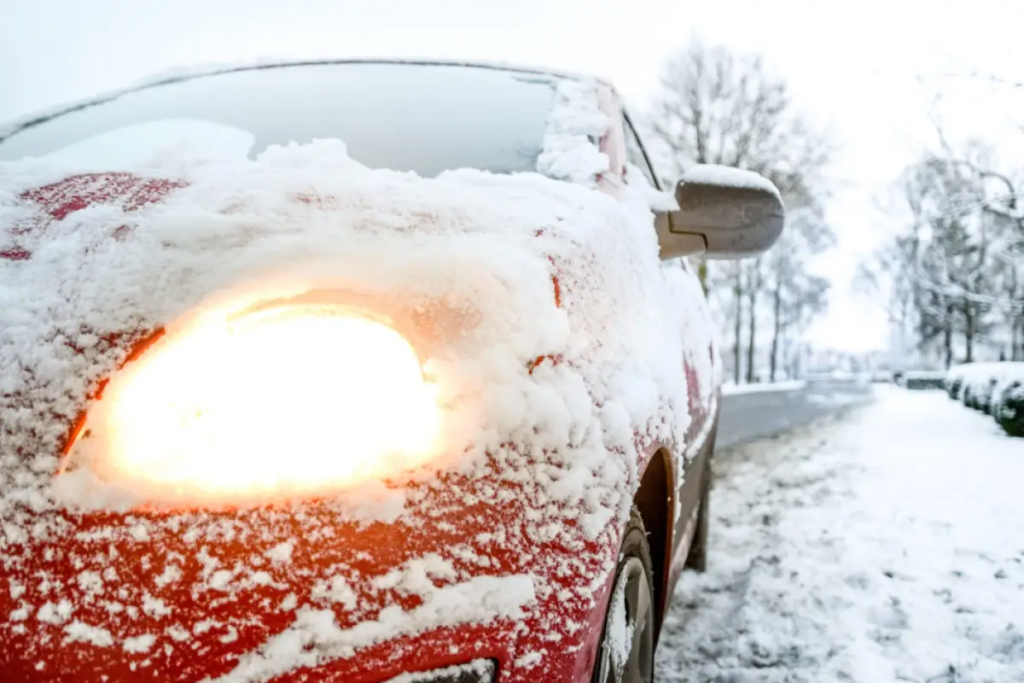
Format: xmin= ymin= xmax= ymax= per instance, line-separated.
xmin=68 ymin=304 xmax=441 ymax=505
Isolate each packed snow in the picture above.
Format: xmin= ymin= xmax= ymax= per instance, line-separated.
xmin=679 ymin=164 xmax=781 ymax=197
xmin=656 ymin=387 xmax=1024 ymax=682
xmin=42 ymin=119 xmax=258 ymax=168
xmin=0 ymin=74 xmax=719 ymax=678
xmin=605 ymin=568 xmax=632 ymax=674
xmin=536 ymin=79 xmax=611 ymax=187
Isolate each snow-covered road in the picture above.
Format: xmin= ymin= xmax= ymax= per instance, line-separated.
xmin=717 ymin=379 xmax=874 ymax=449
xmin=656 ymin=387 xmax=1024 ymax=682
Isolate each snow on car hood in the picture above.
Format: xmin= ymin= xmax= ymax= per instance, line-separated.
xmin=0 ymin=81 xmax=700 ymax=675
xmin=1 ymin=137 xmax=687 ymax=519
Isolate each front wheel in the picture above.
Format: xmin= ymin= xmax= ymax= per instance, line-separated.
xmin=593 ymin=507 xmax=655 ymax=683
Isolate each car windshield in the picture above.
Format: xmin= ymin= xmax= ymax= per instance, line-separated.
xmin=0 ymin=62 xmax=559 ymax=176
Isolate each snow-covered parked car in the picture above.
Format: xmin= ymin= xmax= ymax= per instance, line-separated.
xmin=996 ymin=380 xmax=1024 ymax=436
xmin=901 ymin=370 xmax=946 ymax=391
xmin=0 ymin=60 xmax=784 ymax=682
xmin=946 ymin=362 xmax=1024 ymax=436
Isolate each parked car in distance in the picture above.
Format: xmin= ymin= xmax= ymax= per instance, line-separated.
xmin=902 ymin=370 xmax=947 ymax=391
xmin=946 ymin=362 xmax=1024 ymax=436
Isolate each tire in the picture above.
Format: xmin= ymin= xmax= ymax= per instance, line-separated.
xmin=592 ymin=507 xmax=656 ymax=683
xmin=684 ymin=460 xmax=711 ymax=573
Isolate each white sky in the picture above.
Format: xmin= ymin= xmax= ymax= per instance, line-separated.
xmin=4 ymin=0 xmax=1023 ymax=352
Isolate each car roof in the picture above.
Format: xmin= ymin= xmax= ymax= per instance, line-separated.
xmin=0 ymin=59 xmax=613 ymax=145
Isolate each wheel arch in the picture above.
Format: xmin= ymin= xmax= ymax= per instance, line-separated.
xmin=632 ymin=446 xmax=675 ymax=638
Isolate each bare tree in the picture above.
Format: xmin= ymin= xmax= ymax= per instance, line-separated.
xmin=765 ymin=199 xmax=835 ymax=380
xmin=766 ymin=203 xmax=834 ymax=380
xmin=646 ymin=40 xmax=836 ymax=381
xmin=732 ymin=263 xmax=744 ymax=383
xmin=647 ymin=40 xmax=833 ymax=202
xmin=866 ymin=136 xmax=1024 ymax=366
xmin=744 ymin=258 xmax=763 ymax=383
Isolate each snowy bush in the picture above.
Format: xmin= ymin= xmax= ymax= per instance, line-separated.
xmin=946 ymin=363 xmax=1024 ymax=435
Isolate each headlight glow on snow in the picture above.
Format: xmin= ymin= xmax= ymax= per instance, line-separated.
xmin=67 ymin=304 xmax=441 ymax=505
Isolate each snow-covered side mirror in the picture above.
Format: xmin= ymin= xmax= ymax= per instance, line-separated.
xmin=655 ymin=164 xmax=785 ymax=260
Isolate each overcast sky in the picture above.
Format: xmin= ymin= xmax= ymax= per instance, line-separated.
xmin=4 ymin=0 xmax=1023 ymax=352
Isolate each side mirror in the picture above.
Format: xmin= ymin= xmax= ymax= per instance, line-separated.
xmin=655 ymin=165 xmax=785 ymax=260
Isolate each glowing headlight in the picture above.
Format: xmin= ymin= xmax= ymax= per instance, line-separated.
xmin=68 ymin=304 xmax=440 ymax=505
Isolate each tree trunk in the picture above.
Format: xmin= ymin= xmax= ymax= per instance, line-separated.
xmin=769 ymin=278 xmax=782 ymax=382
xmin=733 ymin=269 xmax=743 ymax=384
xmin=943 ymin=303 xmax=954 ymax=369
xmin=745 ymin=287 xmax=758 ymax=384
xmin=1011 ymin=317 xmax=1019 ymax=362
xmin=964 ymin=303 xmax=975 ymax=363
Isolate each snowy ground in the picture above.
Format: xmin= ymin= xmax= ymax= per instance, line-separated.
xmin=656 ymin=386 xmax=1024 ymax=682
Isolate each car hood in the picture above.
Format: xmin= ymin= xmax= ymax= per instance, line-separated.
xmin=0 ymin=141 xmax=693 ymax=680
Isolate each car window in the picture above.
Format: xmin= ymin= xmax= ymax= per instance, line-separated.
xmin=0 ymin=63 xmax=558 ymax=177
xmin=622 ymin=114 xmax=659 ymax=189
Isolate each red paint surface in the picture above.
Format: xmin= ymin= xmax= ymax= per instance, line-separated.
xmin=0 ymin=246 xmax=31 ymax=261
xmin=0 ymin=172 xmax=621 ymax=682
xmin=20 ymin=173 xmax=188 ymax=223
xmin=0 ymin=479 xmax=615 ymax=682
xmin=2 ymin=173 xmax=187 ymax=261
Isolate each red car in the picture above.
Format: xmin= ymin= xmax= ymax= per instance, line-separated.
xmin=0 ymin=60 xmax=783 ymax=682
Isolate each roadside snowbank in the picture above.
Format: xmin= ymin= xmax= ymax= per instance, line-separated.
xmin=657 ymin=387 xmax=1024 ymax=682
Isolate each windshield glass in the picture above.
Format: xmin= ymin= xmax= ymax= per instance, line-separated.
xmin=0 ymin=62 xmax=559 ymax=176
